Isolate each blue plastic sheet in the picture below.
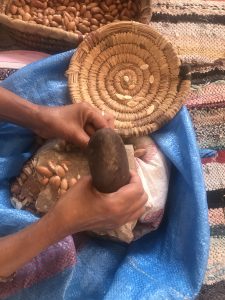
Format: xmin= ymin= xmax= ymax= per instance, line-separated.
xmin=0 ymin=51 xmax=209 ymax=299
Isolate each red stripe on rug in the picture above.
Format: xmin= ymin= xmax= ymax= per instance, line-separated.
xmin=202 ymin=151 xmax=225 ymax=164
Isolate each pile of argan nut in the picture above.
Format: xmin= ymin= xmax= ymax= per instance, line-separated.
xmin=10 ymin=140 xmax=86 ymax=214
xmin=7 ymin=0 xmax=139 ymax=35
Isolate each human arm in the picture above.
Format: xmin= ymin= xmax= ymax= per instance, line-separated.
xmin=0 ymin=87 xmax=145 ymax=279
xmin=0 ymin=172 xmax=147 ymax=279
xmin=0 ymin=86 xmax=113 ymax=147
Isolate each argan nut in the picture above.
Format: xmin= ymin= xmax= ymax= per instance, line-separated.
xmin=18 ymin=7 xmax=25 ymax=16
xmin=23 ymin=196 xmax=33 ymax=205
xmin=67 ymin=7 xmax=76 ymax=13
xmin=39 ymin=177 xmax=49 ymax=186
xmin=69 ymin=178 xmax=77 ymax=188
xmin=93 ymin=13 xmax=103 ymax=21
xmin=75 ymin=2 xmax=80 ymax=10
xmin=101 ymin=18 xmax=107 ymax=24
xmin=57 ymin=5 xmax=66 ymax=11
xmin=11 ymin=184 xmax=21 ymax=195
xmin=10 ymin=5 xmax=18 ymax=15
xmin=35 ymin=188 xmax=55 ymax=213
xmin=64 ymin=11 xmax=73 ymax=22
xmin=49 ymin=176 xmax=61 ymax=188
xmin=62 ymin=163 xmax=69 ymax=172
xmin=149 ymin=75 xmax=154 ymax=84
xmin=52 ymin=14 xmax=62 ymax=23
xmin=77 ymin=23 xmax=90 ymax=33
xmin=128 ymin=83 xmax=135 ymax=90
xmin=82 ymin=19 xmax=90 ymax=26
xmin=121 ymin=16 xmax=130 ymax=21
xmin=109 ymin=4 xmax=117 ymax=11
xmin=131 ymin=2 xmax=138 ymax=13
xmin=127 ymin=1 xmax=132 ymax=10
xmin=60 ymin=178 xmax=68 ymax=190
xmin=106 ymin=0 xmax=113 ymax=6
xmin=36 ymin=166 xmax=53 ymax=178
xmin=11 ymin=197 xmax=23 ymax=210
xmin=80 ymin=4 xmax=86 ymax=15
xmin=87 ymin=128 xmax=130 ymax=193
xmin=31 ymin=0 xmax=46 ymax=9
xmin=90 ymin=18 xmax=99 ymax=26
xmin=91 ymin=7 xmax=102 ymax=14
xmin=147 ymin=105 xmax=155 ymax=115
xmin=37 ymin=12 xmax=43 ymax=18
xmin=111 ymin=8 xmax=118 ymax=17
xmin=23 ymin=5 xmax=30 ymax=13
xmin=100 ymin=2 xmax=109 ymax=12
xmin=66 ymin=21 xmax=76 ymax=31
xmin=140 ymin=64 xmax=149 ymax=70
xmin=50 ymin=21 xmax=58 ymax=27
xmin=36 ymin=18 xmax=45 ymax=24
xmin=21 ymin=173 xmax=27 ymax=182
xmin=17 ymin=178 xmax=23 ymax=186
xmin=91 ymin=25 xmax=98 ymax=31
xmin=127 ymin=100 xmax=138 ymax=107
xmin=55 ymin=165 xmax=66 ymax=178
xmin=23 ymin=12 xmax=31 ymax=21
xmin=123 ymin=75 xmax=129 ymax=83
xmin=105 ymin=14 xmax=114 ymax=21
xmin=87 ymin=2 xmax=98 ymax=10
xmin=43 ymin=18 xmax=50 ymax=26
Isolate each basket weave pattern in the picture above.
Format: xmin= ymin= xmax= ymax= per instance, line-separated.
xmin=67 ymin=21 xmax=190 ymax=137
xmin=0 ymin=0 xmax=152 ymax=52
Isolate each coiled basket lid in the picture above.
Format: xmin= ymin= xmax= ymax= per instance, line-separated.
xmin=67 ymin=21 xmax=190 ymax=137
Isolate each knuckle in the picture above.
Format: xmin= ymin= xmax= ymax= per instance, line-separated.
xmin=134 ymin=185 xmax=144 ymax=199
xmin=79 ymin=102 xmax=90 ymax=111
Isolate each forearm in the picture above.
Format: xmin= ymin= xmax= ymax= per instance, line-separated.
xmin=0 ymin=87 xmax=40 ymax=130
xmin=0 ymin=210 xmax=69 ymax=278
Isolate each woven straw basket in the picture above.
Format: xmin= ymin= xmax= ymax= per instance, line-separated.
xmin=0 ymin=0 xmax=152 ymax=53
xmin=67 ymin=21 xmax=191 ymax=137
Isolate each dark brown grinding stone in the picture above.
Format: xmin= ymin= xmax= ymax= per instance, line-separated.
xmin=87 ymin=128 xmax=131 ymax=193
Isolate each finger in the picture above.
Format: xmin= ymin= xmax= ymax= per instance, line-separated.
xmin=85 ymin=116 xmax=114 ymax=136
xmin=118 ymin=171 xmax=141 ymax=194
xmin=84 ymin=124 xmax=96 ymax=137
xmin=87 ymin=109 xmax=108 ymax=130
xmin=103 ymin=111 xmax=115 ymax=129
xmin=127 ymin=206 xmax=146 ymax=222
xmin=72 ymin=130 xmax=90 ymax=148
xmin=125 ymin=192 xmax=148 ymax=215
xmin=134 ymin=148 xmax=147 ymax=158
xmin=129 ymin=170 xmax=141 ymax=184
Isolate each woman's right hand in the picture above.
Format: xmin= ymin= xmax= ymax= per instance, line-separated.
xmin=52 ymin=171 xmax=147 ymax=236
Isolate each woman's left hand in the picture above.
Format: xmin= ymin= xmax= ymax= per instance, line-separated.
xmin=34 ymin=102 xmax=114 ymax=148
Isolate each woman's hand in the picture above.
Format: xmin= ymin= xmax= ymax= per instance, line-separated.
xmin=0 ymin=87 xmax=114 ymax=148
xmin=35 ymin=103 xmax=114 ymax=147
xmin=0 ymin=171 xmax=146 ymax=278
xmin=51 ymin=171 xmax=147 ymax=236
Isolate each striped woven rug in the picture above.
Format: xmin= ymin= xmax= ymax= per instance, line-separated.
xmin=151 ymin=0 xmax=225 ymax=297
